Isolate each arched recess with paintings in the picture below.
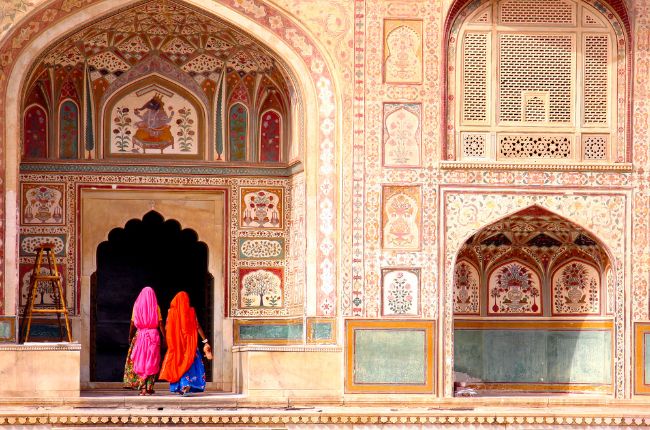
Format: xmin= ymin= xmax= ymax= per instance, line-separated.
xmin=6 ymin=0 xmax=339 ymax=392
xmin=452 ymin=206 xmax=615 ymax=395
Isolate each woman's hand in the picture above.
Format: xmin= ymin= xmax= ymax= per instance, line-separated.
xmin=203 ymin=343 xmax=213 ymax=360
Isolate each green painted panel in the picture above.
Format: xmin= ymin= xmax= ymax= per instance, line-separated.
xmin=645 ymin=333 xmax=650 ymax=385
xmin=0 ymin=320 xmax=13 ymax=342
xmin=311 ymin=322 xmax=333 ymax=340
xmin=238 ymin=323 xmax=302 ymax=340
xmin=483 ymin=330 xmax=547 ymax=382
xmin=354 ymin=329 xmax=426 ymax=384
xmin=454 ymin=329 xmax=611 ymax=384
xmin=547 ymin=331 xmax=611 ymax=383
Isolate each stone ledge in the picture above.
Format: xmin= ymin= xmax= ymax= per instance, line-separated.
xmin=3 ymin=411 xmax=650 ymax=426
xmin=232 ymin=345 xmax=342 ymax=352
xmin=0 ymin=342 xmax=81 ymax=351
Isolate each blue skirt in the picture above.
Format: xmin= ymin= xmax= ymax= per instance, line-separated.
xmin=169 ymin=348 xmax=206 ymax=394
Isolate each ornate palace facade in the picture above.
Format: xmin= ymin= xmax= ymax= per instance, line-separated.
xmin=0 ymin=0 xmax=650 ymax=425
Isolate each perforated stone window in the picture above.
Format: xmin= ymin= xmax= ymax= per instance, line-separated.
xmin=498 ymin=135 xmax=572 ymax=159
xmin=449 ymin=0 xmax=625 ymax=164
xmin=462 ymin=33 xmax=489 ymax=123
xmin=582 ymin=134 xmax=608 ymax=160
xmin=462 ymin=133 xmax=488 ymax=158
xmin=499 ymin=34 xmax=573 ymax=124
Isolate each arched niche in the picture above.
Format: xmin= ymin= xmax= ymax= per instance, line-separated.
xmin=5 ymin=0 xmax=338 ymax=321
xmin=451 ymin=205 xmax=615 ymax=395
xmin=102 ymin=75 xmax=206 ymax=159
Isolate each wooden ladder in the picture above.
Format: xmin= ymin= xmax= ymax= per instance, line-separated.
xmin=21 ymin=243 xmax=72 ymax=342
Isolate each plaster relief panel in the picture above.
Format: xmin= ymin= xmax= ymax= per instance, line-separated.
xmin=487 ymin=261 xmax=542 ymax=315
xmin=383 ymin=20 xmax=423 ymax=84
xmin=383 ymin=103 xmax=421 ymax=167
xmin=454 ymin=260 xmax=480 ymax=315
xmin=382 ymin=185 xmax=421 ymax=251
xmin=104 ymin=79 xmax=204 ymax=158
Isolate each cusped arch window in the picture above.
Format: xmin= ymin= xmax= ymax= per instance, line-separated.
xmin=446 ymin=0 xmax=629 ymax=166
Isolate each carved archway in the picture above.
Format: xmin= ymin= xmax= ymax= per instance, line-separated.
xmin=91 ymin=210 xmax=212 ymax=382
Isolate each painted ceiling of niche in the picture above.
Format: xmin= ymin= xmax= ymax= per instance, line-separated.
xmin=35 ymin=0 xmax=288 ymax=90
xmin=460 ymin=206 xmax=610 ymax=271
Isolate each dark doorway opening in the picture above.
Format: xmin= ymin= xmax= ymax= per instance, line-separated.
xmin=90 ymin=210 xmax=213 ymax=382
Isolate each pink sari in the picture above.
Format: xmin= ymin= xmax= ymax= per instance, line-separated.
xmin=130 ymin=287 xmax=161 ymax=378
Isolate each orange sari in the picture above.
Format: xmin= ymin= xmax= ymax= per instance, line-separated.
xmin=159 ymin=292 xmax=198 ymax=383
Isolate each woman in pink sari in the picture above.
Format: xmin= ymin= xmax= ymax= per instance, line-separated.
xmin=123 ymin=287 xmax=165 ymax=395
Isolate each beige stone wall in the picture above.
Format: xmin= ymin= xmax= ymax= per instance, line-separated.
xmin=0 ymin=343 xmax=80 ymax=397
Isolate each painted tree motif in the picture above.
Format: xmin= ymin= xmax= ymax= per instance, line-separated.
xmin=240 ymin=268 xmax=282 ymax=308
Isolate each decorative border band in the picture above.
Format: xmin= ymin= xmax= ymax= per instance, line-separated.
xmin=635 ymin=322 xmax=650 ymax=394
xmin=440 ymin=162 xmax=634 ymax=172
xmin=20 ymin=162 xmax=296 ymax=177
xmin=2 ymin=413 xmax=650 ymax=426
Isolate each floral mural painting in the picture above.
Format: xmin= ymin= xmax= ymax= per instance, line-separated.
xmin=382 ymin=186 xmax=421 ymax=250
xmin=383 ymin=103 xmax=421 ymax=167
xmin=58 ymin=101 xmax=79 ymax=159
xmin=453 ymin=261 xmax=480 ymax=315
xmin=239 ymin=267 xmax=283 ymax=308
xmin=260 ymin=110 xmax=281 ymax=162
xmin=21 ymin=183 xmax=65 ymax=225
xmin=105 ymin=83 xmax=201 ymax=158
xmin=229 ymin=103 xmax=248 ymax=161
xmin=488 ymin=261 xmax=542 ymax=315
xmin=240 ymin=187 xmax=283 ymax=229
xmin=552 ymin=260 xmax=600 ymax=315
xmin=382 ymin=268 xmax=420 ymax=316
xmin=23 ymin=105 xmax=47 ymax=159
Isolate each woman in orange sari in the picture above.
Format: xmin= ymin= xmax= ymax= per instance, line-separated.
xmin=159 ymin=291 xmax=212 ymax=395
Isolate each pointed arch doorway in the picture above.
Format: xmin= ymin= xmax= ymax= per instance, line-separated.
xmin=91 ymin=210 xmax=213 ymax=382
xmin=80 ymin=189 xmax=227 ymax=390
